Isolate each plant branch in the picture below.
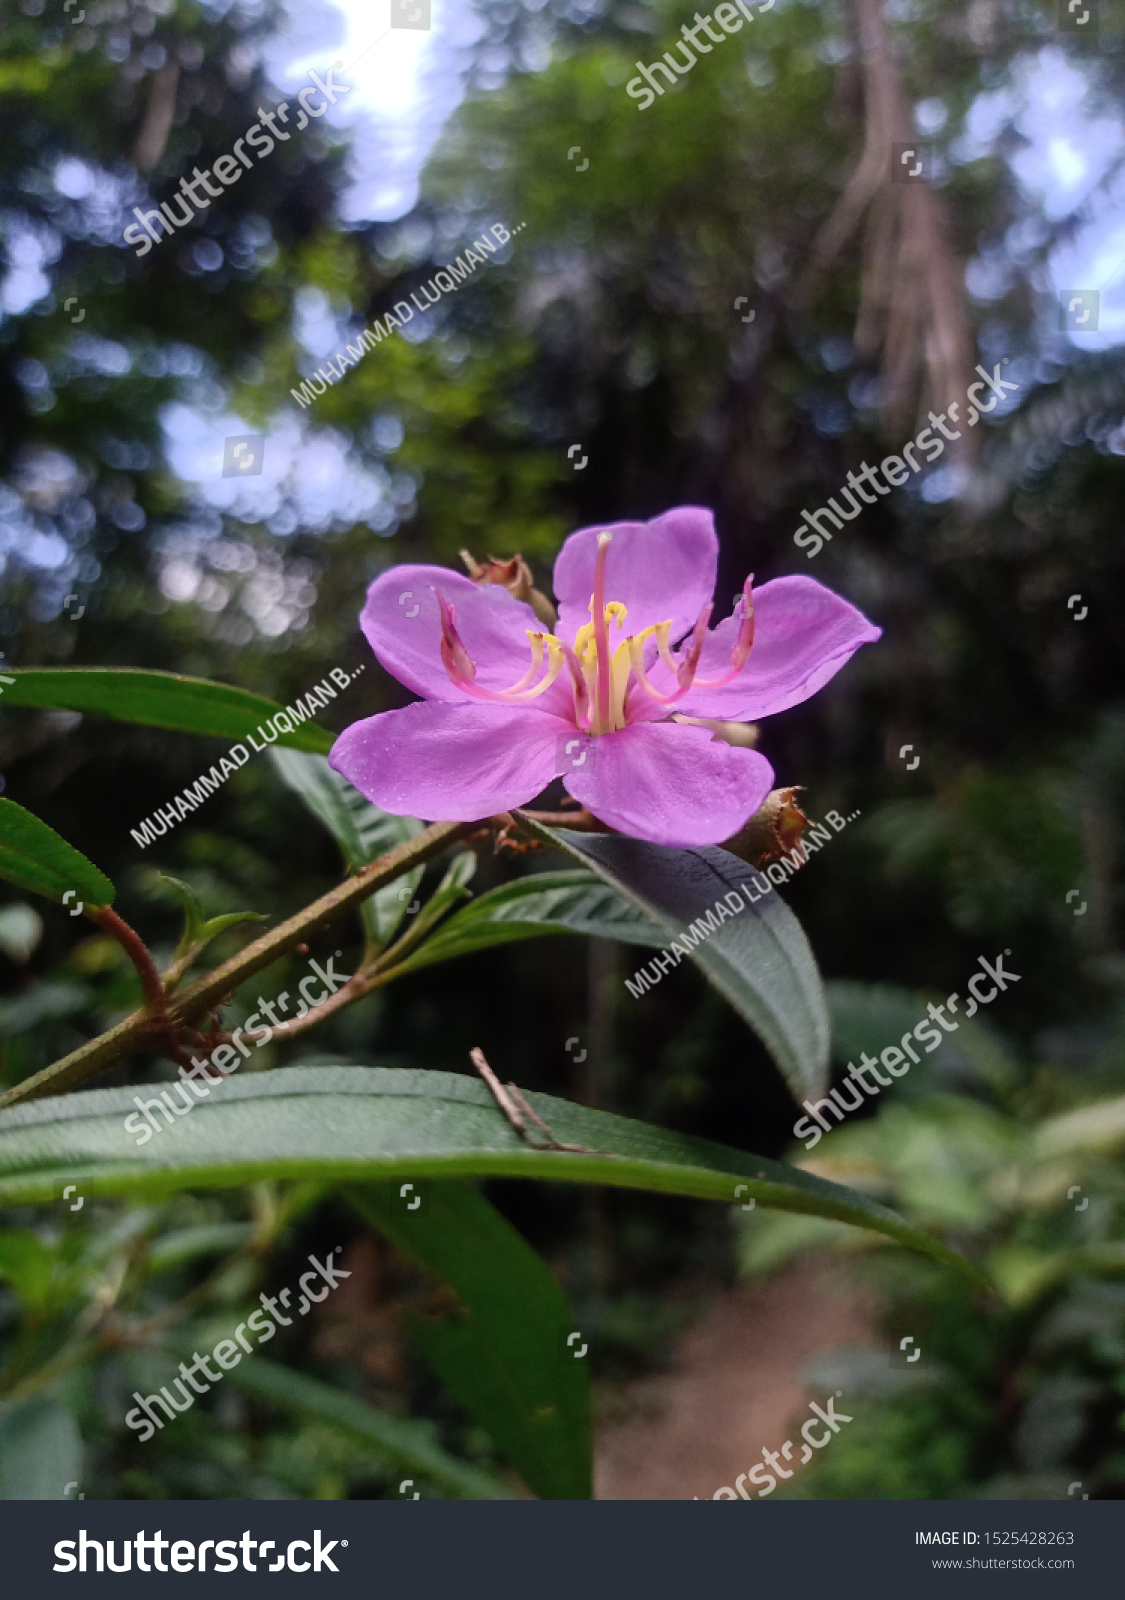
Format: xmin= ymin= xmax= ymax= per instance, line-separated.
xmin=514 ymin=806 xmax=608 ymax=831
xmin=0 ymin=820 xmax=467 ymax=1111
xmin=91 ymin=905 xmax=168 ymax=1014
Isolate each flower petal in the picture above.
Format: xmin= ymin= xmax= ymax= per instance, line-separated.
xmin=671 ymin=576 xmax=881 ymax=722
xmin=553 ymin=506 xmax=719 ymax=647
xmin=360 ymin=565 xmax=546 ymax=704
xmin=563 ymin=721 xmax=774 ymax=847
xmin=329 ymin=702 xmax=571 ymax=821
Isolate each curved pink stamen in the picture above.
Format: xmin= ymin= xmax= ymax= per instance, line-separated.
xmin=629 ymin=601 xmax=713 ymax=707
xmin=692 ymin=574 xmax=755 ymax=689
xmin=559 ymin=638 xmax=593 ymax=730
xmin=434 ymin=586 xmax=563 ymax=704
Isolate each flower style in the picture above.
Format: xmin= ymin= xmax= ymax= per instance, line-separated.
xmin=329 ymin=507 xmax=880 ymax=847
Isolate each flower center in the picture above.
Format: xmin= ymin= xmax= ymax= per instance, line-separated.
xmin=433 ymin=533 xmax=757 ymax=733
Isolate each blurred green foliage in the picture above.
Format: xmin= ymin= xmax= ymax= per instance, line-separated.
xmin=739 ymin=982 xmax=1125 ymax=1498
xmin=1 ymin=0 xmax=1123 ymax=1498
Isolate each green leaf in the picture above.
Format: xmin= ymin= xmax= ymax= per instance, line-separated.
xmin=0 ymin=1067 xmax=984 ymax=1286
xmin=0 ymin=799 xmax=115 ymax=909
xmin=269 ymin=749 xmax=423 ymax=872
xmin=269 ymin=749 xmax=423 ymax=947
xmin=394 ymin=869 xmax=663 ymax=975
xmin=221 ymin=1355 xmax=514 ymax=1500
xmin=382 ymin=851 xmax=478 ymax=963
xmin=0 ymin=1397 xmax=82 ymax=1500
xmin=348 ymin=1180 xmax=590 ymax=1500
xmin=0 ymin=667 xmax=333 ymax=754
xmin=157 ymin=874 xmax=264 ymax=985
xmin=519 ymin=821 xmax=830 ymax=1102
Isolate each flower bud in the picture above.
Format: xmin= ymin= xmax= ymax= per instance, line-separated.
xmin=721 ymin=787 xmax=810 ymax=867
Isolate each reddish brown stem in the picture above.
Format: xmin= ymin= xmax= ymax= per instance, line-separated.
xmin=91 ymin=906 xmax=168 ymax=1015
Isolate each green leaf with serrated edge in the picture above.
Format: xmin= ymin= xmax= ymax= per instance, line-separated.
xmin=269 ymin=749 xmax=423 ymax=947
xmin=220 ymin=1355 xmax=514 ymax=1499
xmin=395 ymin=870 xmax=663 ymax=975
xmin=0 ymin=799 xmax=114 ymax=908
xmin=0 ymin=1067 xmax=986 ymax=1288
xmin=347 ymin=1180 xmax=590 ymax=1500
xmin=0 ymin=667 xmax=333 ymax=753
xmin=518 ymin=820 xmax=830 ymax=1102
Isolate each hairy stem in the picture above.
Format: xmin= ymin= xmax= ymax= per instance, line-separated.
xmin=92 ymin=905 xmax=168 ymax=1014
xmin=514 ymin=806 xmax=608 ymax=832
xmin=0 ymin=820 xmax=467 ymax=1111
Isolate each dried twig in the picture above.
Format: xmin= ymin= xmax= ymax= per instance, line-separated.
xmin=469 ymin=1048 xmax=605 ymax=1155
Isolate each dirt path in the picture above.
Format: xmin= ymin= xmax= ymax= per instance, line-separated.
xmin=594 ymin=1259 xmax=873 ymax=1500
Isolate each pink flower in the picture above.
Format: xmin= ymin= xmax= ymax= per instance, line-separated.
xmin=329 ymin=507 xmax=880 ymax=847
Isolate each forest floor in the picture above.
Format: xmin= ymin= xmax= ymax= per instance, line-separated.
xmin=593 ymin=1258 xmax=874 ymax=1500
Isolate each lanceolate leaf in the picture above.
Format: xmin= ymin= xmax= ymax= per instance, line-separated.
xmin=269 ymin=749 xmax=422 ymax=871
xmin=0 ymin=1066 xmax=984 ymax=1286
xmin=269 ymin=749 xmax=423 ymax=947
xmin=0 ymin=668 xmax=333 ymax=754
xmin=348 ymin=1181 xmax=590 ymax=1500
xmin=382 ymin=851 xmax=478 ymax=963
xmin=519 ymin=821 xmax=830 ymax=1102
xmin=395 ymin=870 xmax=663 ymax=975
xmin=0 ymin=799 xmax=115 ymax=908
